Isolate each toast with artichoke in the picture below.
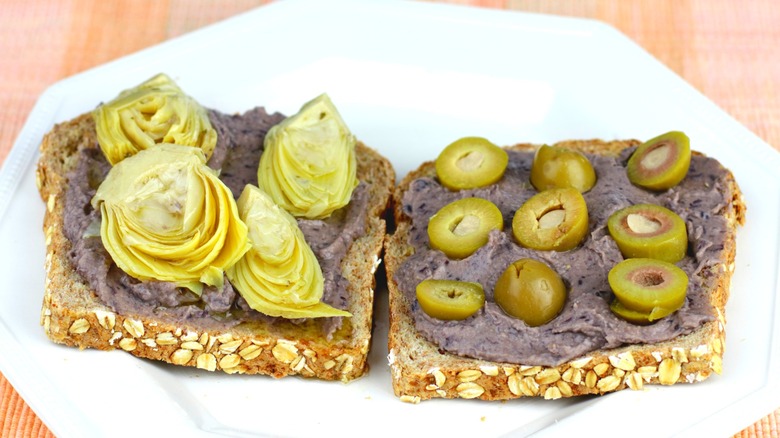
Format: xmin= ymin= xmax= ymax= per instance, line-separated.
xmin=37 ymin=74 xmax=394 ymax=381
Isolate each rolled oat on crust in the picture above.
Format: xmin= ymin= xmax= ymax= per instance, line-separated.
xmin=385 ymin=140 xmax=744 ymax=401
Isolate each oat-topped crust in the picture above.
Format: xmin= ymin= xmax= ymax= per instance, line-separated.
xmin=37 ymin=112 xmax=395 ymax=381
xmin=385 ymin=140 xmax=745 ymax=401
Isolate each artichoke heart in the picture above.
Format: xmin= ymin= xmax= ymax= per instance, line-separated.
xmin=227 ymin=185 xmax=351 ymax=319
xmin=93 ymin=73 xmax=217 ymax=165
xmin=258 ymin=93 xmax=358 ymax=219
xmin=92 ymin=144 xmax=250 ymax=294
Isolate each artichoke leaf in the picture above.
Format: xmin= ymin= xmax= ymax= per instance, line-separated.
xmin=200 ymin=266 xmax=225 ymax=290
xmin=243 ymin=294 xmax=351 ymax=319
xmin=188 ymin=176 xmax=247 ymax=272
xmin=93 ymin=73 xmax=217 ymax=165
xmin=92 ymin=144 xmax=250 ymax=294
xmin=227 ymin=185 xmax=351 ymax=318
xmin=231 ymin=259 xmax=346 ymax=318
xmin=258 ymin=93 xmax=358 ymax=219
xmin=232 ymin=257 xmax=314 ymax=306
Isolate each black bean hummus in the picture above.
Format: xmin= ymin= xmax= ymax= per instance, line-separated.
xmin=394 ymin=148 xmax=734 ymax=366
xmin=63 ymin=108 xmax=368 ymax=337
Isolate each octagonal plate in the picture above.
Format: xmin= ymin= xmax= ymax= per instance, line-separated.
xmin=0 ymin=1 xmax=778 ymax=436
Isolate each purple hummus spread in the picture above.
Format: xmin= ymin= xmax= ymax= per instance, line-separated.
xmin=394 ymin=148 xmax=733 ymax=366
xmin=62 ymin=108 xmax=368 ymax=336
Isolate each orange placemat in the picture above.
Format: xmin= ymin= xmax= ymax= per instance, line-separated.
xmin=0 ymin=1 xmax=777 ymax=436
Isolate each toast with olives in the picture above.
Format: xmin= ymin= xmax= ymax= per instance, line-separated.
xmin=385 ymin=139 xmax=745 ymax=401
xmin=37 ymin=112 xmax=395 ymax=381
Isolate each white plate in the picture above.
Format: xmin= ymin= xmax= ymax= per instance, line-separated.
xmin=1 ymin=1 xmax=778 ymax=436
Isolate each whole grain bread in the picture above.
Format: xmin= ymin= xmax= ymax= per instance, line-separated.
xmin=385 ymin=139 xmax=746 ymax=402
xmin=36 ymin=112 xmax=395 ymax=382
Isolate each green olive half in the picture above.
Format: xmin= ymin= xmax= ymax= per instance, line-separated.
xmin=627 ymin=131 xmax=691 ymax=190
xmin=416 ymin=279 xmax=485 ymax=320
xmin=428 ymin=197 xmax=503 ymax=259
xmin=530 ymin=145 xmax=596 ymax=193
xmin=494 ymin=258 xmax=567 ymax=327
xmin=609 ymin=300 xmax=678 ymax=325
xmin=608 ymin=258 xmax=688 ymax=323
xmin=512 ymin=187 xmax=588 ymax=251
xmin=435 ymin=137 xmax=509 ymax=190
xmin=607 ymin=203 xmax=688 ymax=263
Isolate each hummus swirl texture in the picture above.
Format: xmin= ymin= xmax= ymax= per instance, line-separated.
xmin=227 ymin=185 xmax=351 ymax=318
xmin=91 ymin=143 xmax=250 ymax=294
xmin=93 ymin=73 xmax=217 ymax=165
xmin=258 ymin=93 xmax=358 ymax=219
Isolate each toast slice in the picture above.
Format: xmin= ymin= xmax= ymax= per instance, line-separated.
xmin=36 ymin=111 xmax=395 ymax=381
xmin=385 ymin=139 xmax=745 ymax=401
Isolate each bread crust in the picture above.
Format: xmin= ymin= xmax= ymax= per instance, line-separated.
xmin=385 ymin=140 xmax=745 ymax=401
xmin=36 ymin=112 xmax=395 ymax=381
